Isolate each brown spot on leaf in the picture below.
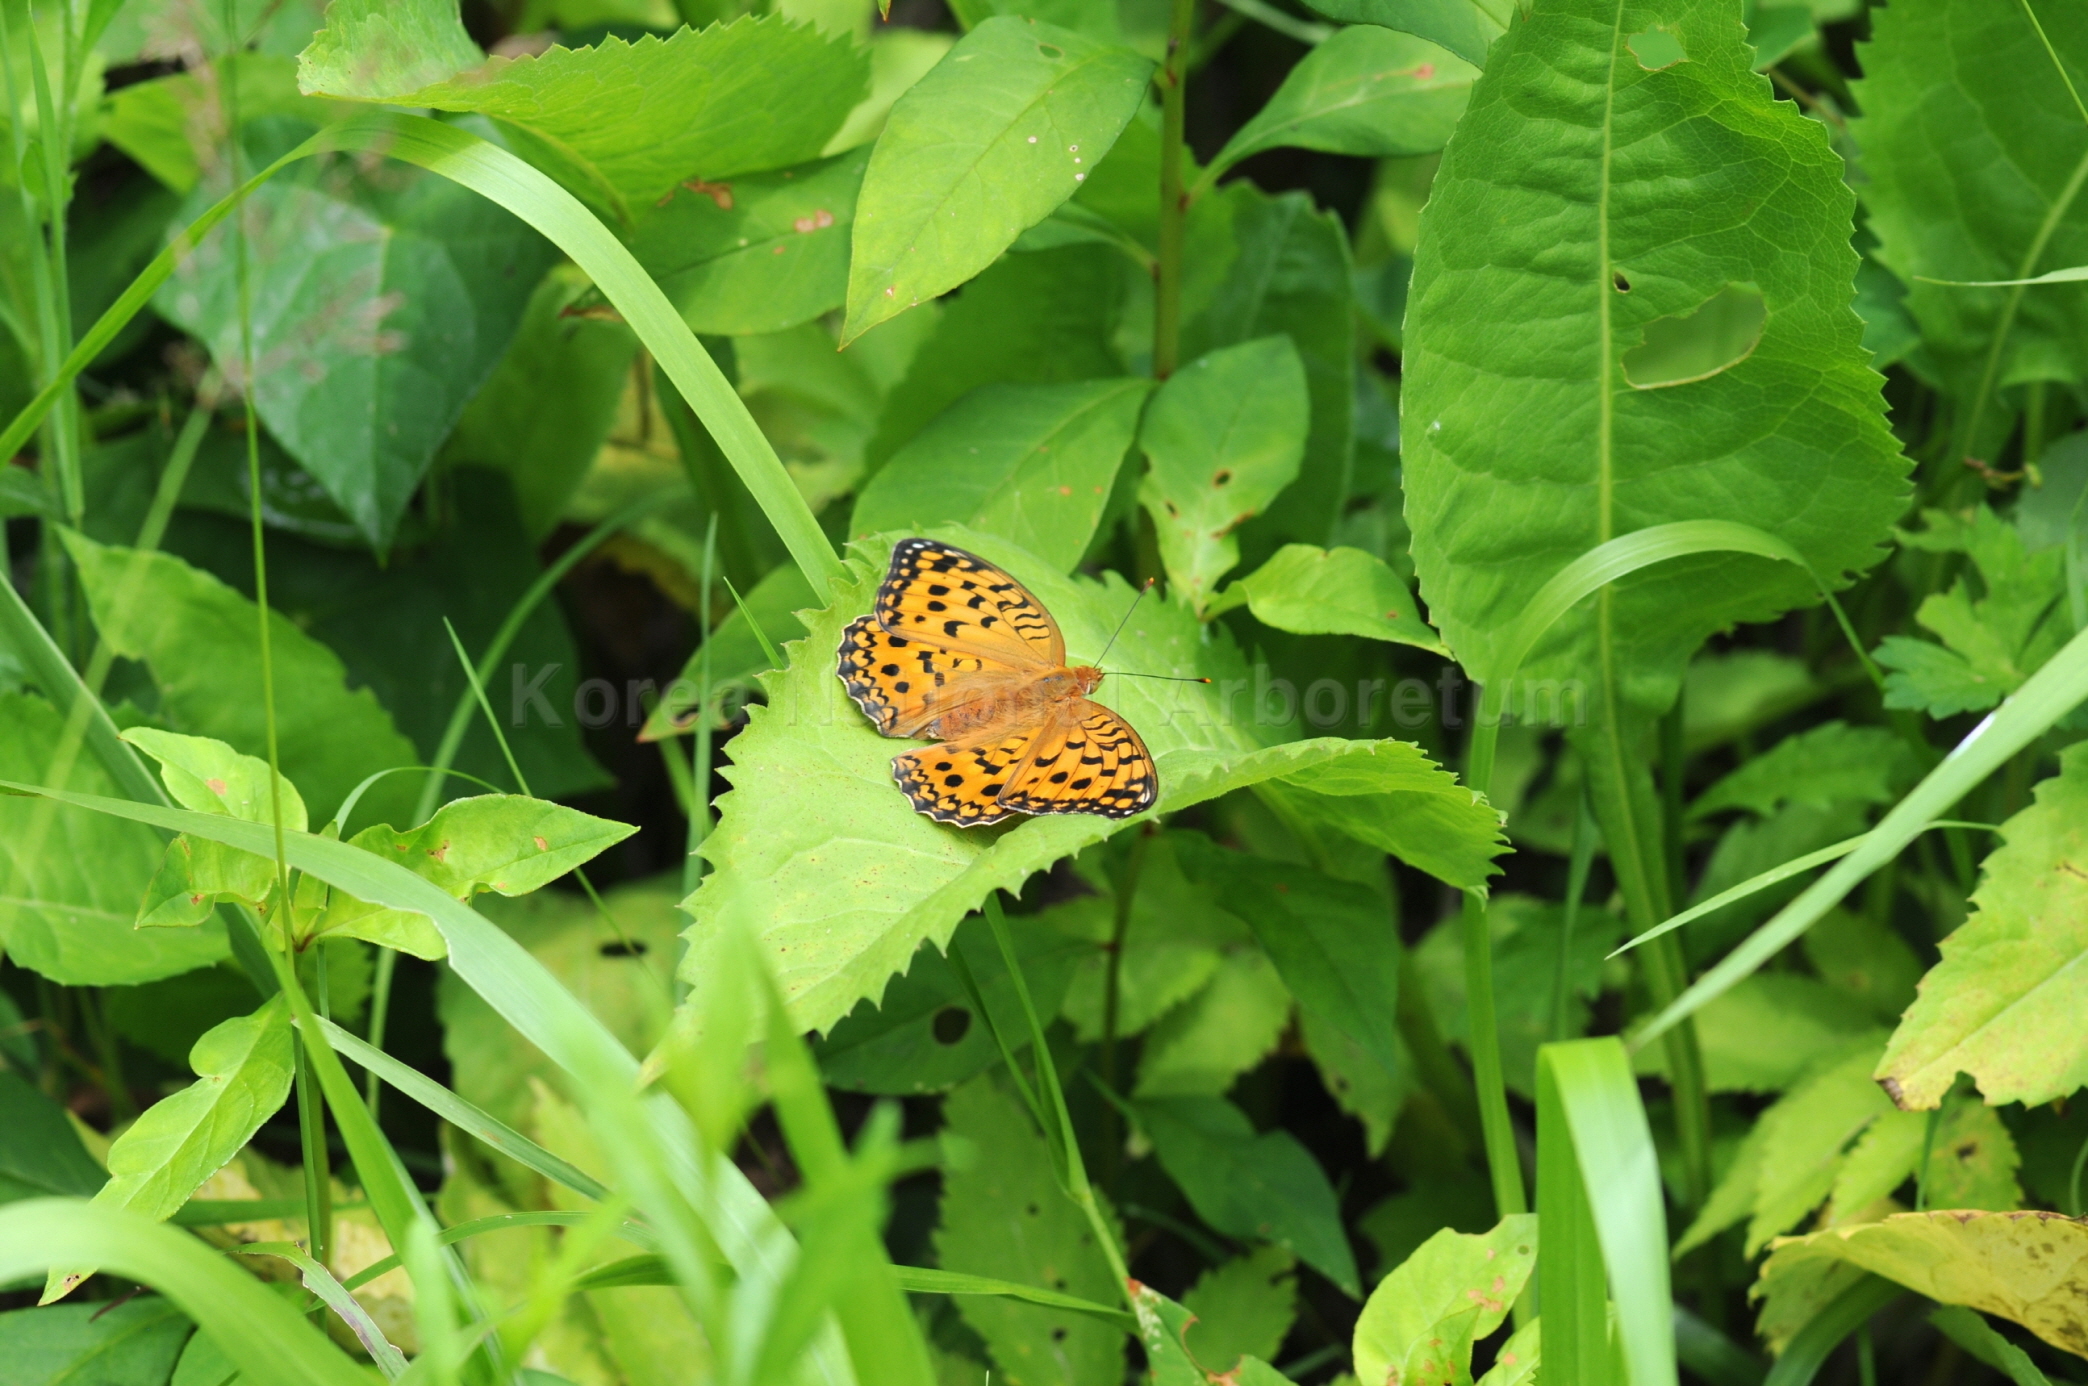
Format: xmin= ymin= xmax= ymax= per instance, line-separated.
xmin=683 ymin=178 xmax=733 ymax=209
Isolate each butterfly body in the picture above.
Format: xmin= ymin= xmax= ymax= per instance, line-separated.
xmin=838 ymin=539 xmax=1158 ymax=826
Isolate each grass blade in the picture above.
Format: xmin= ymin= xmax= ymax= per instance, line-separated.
xmin=236 ymin=1241 xmax=410 ymax=1377
xmin=0 ymin=1199 xmax=370 ymax=1386
xmin=1760 ymin=1275 xmax=1900 ymax=1386
xmin=1637 ymin=622 xmax=2088 ymax=1048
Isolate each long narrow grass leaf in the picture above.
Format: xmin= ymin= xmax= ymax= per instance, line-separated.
xmin=1760 ymin=1275 xmax=1900 ymax=1386
xmin=235 ymin=1241 xmax=409 ymax=1378
xmin=891 ymin=1267 xmax=1139 ymax=1329
xmin=1638 ymin=624 xmax=2088 ymax=1047
xmin=340 ymin=1212 xmax=657 ymax=1292
xmin=0 ymin=1199 xmax=370 ymax=1386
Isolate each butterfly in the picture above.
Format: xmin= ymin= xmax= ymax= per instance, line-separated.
xmin=837 ymin=538 xmax=1159 ymax=827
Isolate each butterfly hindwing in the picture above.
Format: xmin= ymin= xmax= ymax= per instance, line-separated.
xmin=840 ymin=614 xmax=1009 ymax=738
xmin=874 ymin=538 xmax=1064 ymax=666
xmin=892 ymin=728 xmax=1038 ymax=826
xmin=997 ymin=703 xmax=1158 ymax=819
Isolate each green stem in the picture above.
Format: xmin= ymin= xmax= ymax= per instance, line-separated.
xmin=686 ymin=514 xmax=719 ymax=905
xmin=11 ymin=4 xmax=83 ymax=526
xmin=1552 ymin=793 xmax=1597 ymax=1044
xmin=364 ymin=948 xmax=396 ymax=1118
xmin=1098 ymin=825 xmax=1153 ymax=1188
xmin=1459 ymin=713 xmax=1527 ymax=1220
xmin=1153 ymin=0 xmax=1196 ymax=379
xmin=1659 ymin=691 xmax=1687 ymax=909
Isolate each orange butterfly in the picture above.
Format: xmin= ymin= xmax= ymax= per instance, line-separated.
xmin=838 ymin=538 xmax=1160 ymax=826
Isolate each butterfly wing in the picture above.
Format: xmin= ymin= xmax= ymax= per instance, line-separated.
xmin=873 ymin=538 xmax=1065 ymax=667
xmin=838 ymin=616 xmax=1041 ymax=739
xmin=891 ymin=726 xmax=1041 ymax=826
xmin=996 ymin=700 xmax=1158 ymax=820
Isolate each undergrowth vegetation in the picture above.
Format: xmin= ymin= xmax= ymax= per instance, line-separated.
xmin=2 ymin=0 xmax=2087 ymax=1381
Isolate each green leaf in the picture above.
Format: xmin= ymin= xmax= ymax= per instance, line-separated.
xmin=1206 ymin=27 xmax=1477 ymax=182
xmin=1804 ymin=907 xmax=1923 ymax=1023
xmin=0 ymin=1071 xmax=106 ymax=1201
xmin=1400 ymin=0 xmax=1905 ymax=709
xmin=1635 ymin=973 xmax=1878 ymax=1095
xmin=293 ymin=0 xmax=481 ymax=99
xmin=103 ymin=53 xmax=342 ymax=195
xmin=1755 ymin=1211 xmax=2088 ymax=1361
xmin=1850 ymin=0 xmax=2088 ymax=449
xmin=1182 ymin=1247 xmax=1298 ymax=1375
xmin=931 ymin=1073 xmax=1124 ymax=1386
xmin=1415 ymin=893 xmax=1618 ymax=1097
xmin=1295 ymin=0 xmax=1504 ymax=69
xmin=1209 ymin=543 xmax=1447 ymax=654
xmin=63 ymin=533 xmax=420 ymax=827
xmin=684 ymin=530 xmax=1501 ymax=1034
xmin=1477 ymin=1319 xmax=1541 ymax=1386
xmin=156 ymin=130 xmax=558 ymax=547
xmin=851 ymin=378 xmax=1151 ymax=572
xmin=1878 ymin=743 xmax=2088 ymax=1110
xmin=629 ymin=148 xmax=866 ymax=336
xmin=1132 ymin=946 xmax=1292 ymax=1098
xmin=1139 ymin=337 xmax=1310 ymax=613
xmin=1180 ymin=185 xmax=1355 ymax=557
xmin=1928 ymin=1306 xmax=2055 ymax=1386
xmin=1138 ymin=1094 xmax=1360 ymax=1297
xmin=304 ymin=15 xmax=869 ymax=211
xmin=0 ymin=693 xmax=227 ymax=985
xmin=642 ymin=562 xmax=818 ymax=742
xmin=1351 ymin=1213 xmax=1536 ymax=1386
xmin=45 ymin=999 xmax=294 ymax=1302
xmin=1687 ymin=721 xmax=1916 ymax=820
xmin=443 ymin=264 xmax=640 ymax=539
xmin=123 ymin=730 xmax=308 ymax=931
xmin=814 ymin=910 xmax=1085 ymax=1094
xmin=0 ymin=1298 xmax=193 ymax=1386
xmin=1878 ymin=508 xmax=2072 ymax=718
xmin=862 ymin=243 xmax=1128 ymax=473
xmin=842 ymin=16 xmax=1152 ymax=342
xmin=1175 ymin=835 xmax=1400 ymax=1079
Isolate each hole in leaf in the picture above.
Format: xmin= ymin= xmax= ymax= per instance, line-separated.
xmin=1212 ymin=468 xmax=1234 ymax=487
xmin=1613 ymin=270 xmax=1631 ymax=292
xmin=1622 ymin=283 xmax=1766 ymax=389
xmin=1628 ymin=28 xmax=1688 ymax=70
xmin=931 ymin=1005 xmax=972 ymax=1045
xmin=1038 ymin=42 xmax=1063 ymax=59
xmin=599 ymin=938 xmax=649 ymax=957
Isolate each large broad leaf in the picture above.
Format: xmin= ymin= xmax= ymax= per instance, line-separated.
xmin=1298 ymin=0 xmax=1505 ymax=69
xmin=302 ymin=8 xmax=869 ymax=213
xmin=629 ymin=148 xmax=867 ymax=337
xmin=1878 ymin=742 xmax=2088 ymax=1110
xmin=1181 ymin=185 xmax=1355 ymax=558
xmin=1207 ymin=543 xmax=1446 ymax=654
xmin=0 ymin=693 xmax=228 ymax=986
xmin=1352 ymin=1215 xmax=1537 ymax=1386
xmin=1139 ymin=337 xmax=1309 ymax=613
xmin=852 ymin=378 xmax=1150 ymax=572
xmin=1206 ymin=27 xmax=1476 ymax=180
xmin=156 ymin=126 xmax=557 ymax=547
xmin=1850 ymin=1 xmax=2088 ymax=448
xmin=842 ymin=16 xmax=1152 ymax=342
xmin=62 ymin=533 xmax=420 ymax=828
xmin=45 ymin=999 xmax=295 ymax=1302
xmin=1400 ymin=0 xmax=1904 ymax=708
xmin=682 ymin=527 xmax=1501 ymax=1034
xmin=932 ymin=1074 xmax=1123 ymax=1385
xmin=0 ymin=1071 xmax=107 ymax=1202
xmin=1757 ymin=1212 xmax=2088 ymax=1360
xmin=0 ymin=1299 xmax=193 ymax=1386
xmin=1139 ymin=1095 xmax=1361 ymax=1297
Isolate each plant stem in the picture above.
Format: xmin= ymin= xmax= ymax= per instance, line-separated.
xmin=1552 ymin=792 xmax=1597 ymax=1043
xmin=1458 ymin=713 xmax=1527 ymax=1219
xmin=1153 ymin=0 xmax=1196 ymax=379
xmin=687 ymin=514 xmax=719 ymax=906
xmin=1098 ymin=824 xmax=1152 ymax=1188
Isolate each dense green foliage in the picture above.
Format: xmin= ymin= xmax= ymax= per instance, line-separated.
xmin=3 ymin=0 xmax=2088 ymax=1382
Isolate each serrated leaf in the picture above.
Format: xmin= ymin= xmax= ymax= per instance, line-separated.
xmin=1208 ymin=27 xmax=1476 ymax=179
xmin=932 ymin=1074 xmax=1123 ymax=1386
xmin=1757 ymin=1212 xmax=2088 ymax=1360
xmin=0 ymin=695 xmax=228 ymax=986
xmin=304 ymin=13 xmax=869 ymax=210
xmin=843 ymin=16 xmax=1152 ymax=341
xmin=1851 ymin=0 xmax=2088 ymax=446
xmin=1139 ymin=338 xmax=1308 ymax=613
xmin=1633 ymin=973 xmax=1878 ymax=1094
xmin=1139 ymin=1095 xmax=1360 ymax=1296
xmin=1297 ymin=0 xmax=1504 ymax=69
xmin=1351 ymin=1214 xmax=1537 ymax=1386
xmin=44 ymin=999 xmax=294 ymax=1303
xmin=852 ymin=378 xmax=1151 ymax=572
xmin=1401 ymin=0 xmax=1905 ymax=708
xmin=1878 ymin=743 xmax=2088 ymax=1109
xmin=293 ymin=0 xmax=481 ymax=99
xmin=1211 ymin=543 xmax=1447 ymax=654
xmin=629 ymin=148 xmax=867 ymax=337
xmin=1687 ymin=721 xmax=1916 ymax=819
xmin=1182 ymin=1247 xmax=1298 ymax=1374
xmin=1132 ymin=947 xmax=1292 ymax=1098
xmin=63 ymin=532 xmax=420 ymax=827
xmin=682 ymin=528 xmax=1499 ymax=1034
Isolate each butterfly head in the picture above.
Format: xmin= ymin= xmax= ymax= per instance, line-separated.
xmin=1068 ymin=665 xmax=1106 ymax=696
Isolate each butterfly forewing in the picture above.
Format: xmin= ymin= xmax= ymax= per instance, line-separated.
xmin=872 ymin=538 xmax=1064 ymax=666
xmin=839 ymin=615 xmax=1028 ymax=738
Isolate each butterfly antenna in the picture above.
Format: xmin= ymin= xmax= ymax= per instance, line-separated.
xmin=1094 ymin=577 xmax=1155 ymax=668
xmin=1110 ymin=671 xmax=1212 ymax=683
